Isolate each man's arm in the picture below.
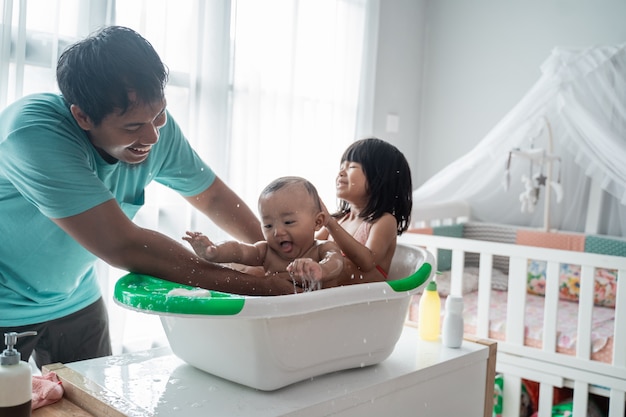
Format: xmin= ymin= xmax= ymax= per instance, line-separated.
xmin=52 ymin=199 xmax=293 ymax=295
xmin=184 ymin=177 xmax=264 ymax=244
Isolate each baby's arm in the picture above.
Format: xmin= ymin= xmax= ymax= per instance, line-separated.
xmin=183 ymin=231 xmax=265 ymax=265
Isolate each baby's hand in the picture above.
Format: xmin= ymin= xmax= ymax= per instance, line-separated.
xmin=183 ymin=231 xmax=218 ymax=261
xmin=286 ymin=258 xmax=323 ymax=281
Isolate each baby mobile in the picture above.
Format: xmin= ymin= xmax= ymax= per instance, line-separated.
xmin=503 ymin=116 xmax=563 ymax=231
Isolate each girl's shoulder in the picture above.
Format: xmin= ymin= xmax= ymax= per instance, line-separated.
xmin=368 ymin=212 xmax=399 ymax=237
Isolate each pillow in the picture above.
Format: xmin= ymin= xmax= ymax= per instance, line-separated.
xmin=585 ymin=234 xmax=626 ymax=257
xmin=415 ymin=266 xmax=481 ymax=296
xmin=463 ymin=222 xmax=517 ymax=273
xmin=432 ymin=224 xmax=464 ymax=271
xmin=406 ymin=225 xmax=464 ymax=272
xmin=527 ymin=260 xmax=617 ymax=308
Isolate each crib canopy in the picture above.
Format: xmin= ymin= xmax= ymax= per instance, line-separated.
xmin=413 ymin=43 xmax=626 ymax=236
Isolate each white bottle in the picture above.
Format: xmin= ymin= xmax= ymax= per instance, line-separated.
xmin=0 ymin=331 xmax=37 ymax=417
xmin=442 ymin=296 xmax=464 ymax=348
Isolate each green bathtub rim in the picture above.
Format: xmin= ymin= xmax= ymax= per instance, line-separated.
xmin=114 ymin=261 xmax=432 ymax=316
xmin=114 ymin=273 xmax=246 ymax=315
xmin=387 ymin=262 xmax=433 ymax=292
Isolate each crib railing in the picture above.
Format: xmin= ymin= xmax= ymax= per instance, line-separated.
xmin=399 ymin=233 xmax=626 ymax=417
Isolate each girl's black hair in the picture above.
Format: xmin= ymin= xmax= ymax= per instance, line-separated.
xmin=56 ymin=26 xmax=169 ymax=126
xmin=334 ymin=138 xmax=412 ymax=234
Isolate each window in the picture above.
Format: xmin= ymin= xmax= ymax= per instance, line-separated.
xmin=1 ymin=0 xmax=375 ymax=352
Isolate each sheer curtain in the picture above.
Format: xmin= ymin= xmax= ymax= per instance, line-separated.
xmin=228 ymin=0 xmax=371 ymax=209
xmin=1 ymin=0 xmax=378 ymax=352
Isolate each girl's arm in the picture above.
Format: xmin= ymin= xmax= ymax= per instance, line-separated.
xmin=324 ymin=213 xmax=398 ymax=273
xmin=316 ymin=241 xmax=344 ymax=280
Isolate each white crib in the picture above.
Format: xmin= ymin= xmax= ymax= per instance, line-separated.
xmin=399 ymin=202 xmax=626 ymax=417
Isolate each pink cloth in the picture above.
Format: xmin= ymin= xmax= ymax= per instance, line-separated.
xmin=32 ymin=372 xmax=64 ymax=410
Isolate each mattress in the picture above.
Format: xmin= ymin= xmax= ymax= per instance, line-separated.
xmin=409 ymin=288 xmax=615 ymax=364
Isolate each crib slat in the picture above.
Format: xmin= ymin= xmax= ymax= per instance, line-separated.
xmin=572 ymin=380 xmax=590 ymax=417
xmin=537 ymin=382 xmax=554 ymax=417
xmin=450 ymin=249 xmax=465 ymax=295
xmin=542 ymin=260 xmax=560 ymax=353
xmin=506 ymin=257 xmax=527 ymax=345
xmin=426 ymin=245 xmax=440 ymax=271
xmin=608 ymin=388 xmax=626 ymax=417
xmin=612 ymin=268 xmax=626 ymax=367
xmin=575 ymin=265 xmax=594 ymax=360
xmin=502 ymin=374 xmax=522 ymax=417
xmin=476 ymin=253 xmax=493 ymax=338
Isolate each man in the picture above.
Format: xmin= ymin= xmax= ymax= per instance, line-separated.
xmin=0 ymin=26 xmax=295 ymax=368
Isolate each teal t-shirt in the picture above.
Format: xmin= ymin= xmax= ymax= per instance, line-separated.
xmin=0 ymin=93 xmax=216 ymax=326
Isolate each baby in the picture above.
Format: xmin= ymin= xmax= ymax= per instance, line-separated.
xmin=184 ymin=176 xmax=344 ymax=290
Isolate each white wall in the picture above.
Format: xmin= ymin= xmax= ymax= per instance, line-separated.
xmin=372 ymin=0 xmax=626 ymax=188
xmin=370 ymin=0 xmax=427 ymax=190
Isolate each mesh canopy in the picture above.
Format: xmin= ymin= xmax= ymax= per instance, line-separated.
xmin=413 ymin=44 xmax=626 ymax=236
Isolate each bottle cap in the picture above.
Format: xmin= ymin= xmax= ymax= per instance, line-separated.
xmin=445 ymin=296 xmax=464 ymax=314
xmin=426 ymin=280 xmax=437 ymax=292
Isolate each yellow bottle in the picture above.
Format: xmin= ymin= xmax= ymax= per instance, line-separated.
xmin=418 ymin=280 xmax=441 ymax=341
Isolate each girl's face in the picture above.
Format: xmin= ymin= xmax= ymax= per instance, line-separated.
xmin=336 ymin=160 xmax=369 ymax=205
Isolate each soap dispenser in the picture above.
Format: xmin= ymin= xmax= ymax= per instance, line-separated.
xmin=0 ymin=331 xmax=37 ymax=417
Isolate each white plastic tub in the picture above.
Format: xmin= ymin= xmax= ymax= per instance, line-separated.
xmin=114 ymin=243 xmax=434 ymax=390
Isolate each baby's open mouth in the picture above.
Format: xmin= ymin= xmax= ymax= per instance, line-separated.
xmin=280 ymin=241 xmax=293 ymax=252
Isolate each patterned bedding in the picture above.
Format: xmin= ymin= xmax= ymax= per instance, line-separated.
xmin=461 ymin=289 xmax=615 ymax=363
xmin=409 ymin=287 xmax=615 ymax=364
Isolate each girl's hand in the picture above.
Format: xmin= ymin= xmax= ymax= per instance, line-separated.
xmin=319 ymin=199 xmax=331 ymax=226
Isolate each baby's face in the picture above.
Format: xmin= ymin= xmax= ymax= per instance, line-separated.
xmin=258 ymin=184 xmax=320 ymax=260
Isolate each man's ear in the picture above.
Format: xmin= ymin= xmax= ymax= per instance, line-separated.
xmin=70 ymin=105 xmax=94 ymax=131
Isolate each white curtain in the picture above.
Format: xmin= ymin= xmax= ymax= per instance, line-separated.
xmin=412 ymin=44 xmax=626 ymax=237
xmin=228 ymin=0 xmax=371 ymax=209
xmin=1 ymin=0 xmax=378 ymax=352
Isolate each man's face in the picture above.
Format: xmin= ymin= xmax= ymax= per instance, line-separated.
xmin=76 ymin=98 xmax=167 ymax=164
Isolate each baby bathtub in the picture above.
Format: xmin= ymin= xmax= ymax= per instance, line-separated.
xmin=114 ymin=243 xmax=434 ymax=390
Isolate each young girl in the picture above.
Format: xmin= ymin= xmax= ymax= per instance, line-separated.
xmin=316 ymin=137 xmax=412 ymax=285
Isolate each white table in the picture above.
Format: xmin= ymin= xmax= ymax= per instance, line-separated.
xmin=43 ymin=326 xmax=495 ymax=417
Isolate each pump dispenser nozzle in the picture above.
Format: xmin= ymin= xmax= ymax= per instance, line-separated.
xmin=2 ymin=331 xmax=37 ymax=365
xmin=1 ymin=330 xmax=37 ymax=415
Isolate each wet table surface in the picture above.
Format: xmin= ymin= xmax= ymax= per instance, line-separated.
xmin=38 ymin=325 xmax=493 ymax=417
